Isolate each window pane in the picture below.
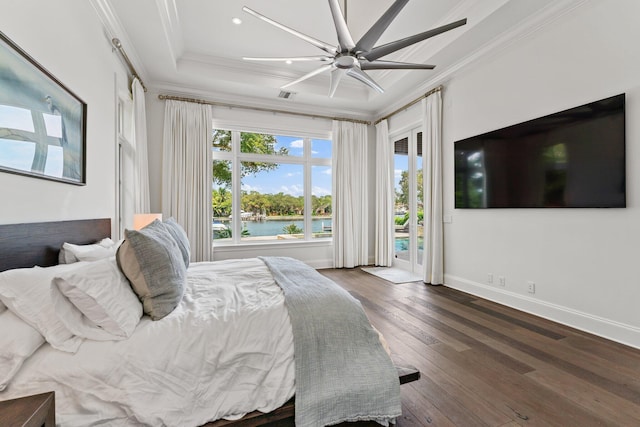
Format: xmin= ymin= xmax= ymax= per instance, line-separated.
xmin=278 ymin=135 xmax=304 ymax=157
xmin=394 ymin=152 xmax=409 ymax=261
xmin=312 ymin=138 xmax=331 ymax=158
xmin=212 ymin=160 xmax=232 ymax=241
xmin=312 ymin=165 xmax=332 ymax=238
xmin=240 ymin=162 xmax=304 ymax=241
xmin=239 ymin=132 xmax=295 ymax=156
xmin=212 ymin=129 xmax=231 ymax=152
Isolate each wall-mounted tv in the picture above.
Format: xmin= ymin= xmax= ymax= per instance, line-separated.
xmin=454 ymin=94 xmax=625 ymax=208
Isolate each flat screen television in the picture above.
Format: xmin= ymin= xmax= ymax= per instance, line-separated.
xmin=454 ymin=94 xmax=625 ymax=208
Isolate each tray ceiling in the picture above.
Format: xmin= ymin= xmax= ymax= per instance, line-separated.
xmin=101 ymin=0 xmax=575 ymax=120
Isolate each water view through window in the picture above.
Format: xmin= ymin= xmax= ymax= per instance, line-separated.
xmin=212 ymin=130 xmax=332 ymax=243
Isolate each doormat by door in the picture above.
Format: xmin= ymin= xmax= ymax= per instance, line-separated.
xmin=361 ymin=267 xmax=422 ymax=284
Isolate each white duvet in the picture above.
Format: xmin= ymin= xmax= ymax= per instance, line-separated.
xmin=0 ymin=258 xmax=295 ymax=426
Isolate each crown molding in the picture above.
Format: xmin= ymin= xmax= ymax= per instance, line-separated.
xmin=177 ymin=52 xmax=370 ymax=101
xmin=374 ymin=0 xmax=494 ymax=86
xmin=89 ymin=0 xmax=149 ymax=80
xmin=154 ymin=0 xmax=183 ymax=68
xmin=372 ymin=0 xmax=589 ymax=120
xmin=149 ymin=81 xmax=375 ymax=123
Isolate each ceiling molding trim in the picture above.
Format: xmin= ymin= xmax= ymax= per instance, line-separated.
xmin=150 ymin=81 xmax=375 ymax=123
xmin=178 ymin=52 xmax=367 ymax=98
xmin=374 ymin=0 xmax=496 ymax=84
xmin=89 ymin=0 xmax=149 ymax=80
xmin=154 ymin=0 xmax=184 ymax=68
xmin=180 ymin=53 xmax=310 ymax=81
xmin=373 ymin=0 xmax=589 ymax=120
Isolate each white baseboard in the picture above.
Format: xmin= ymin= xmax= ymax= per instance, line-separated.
xmin=445 ymin=274 xmax=640 ymax=350
xmin=308 ymin=259 xmax=334 ymax=269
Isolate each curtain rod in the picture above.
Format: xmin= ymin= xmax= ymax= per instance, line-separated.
xmin=157 ymin=94 xmax=371 ymax=125
xmin=374 ymin=86 xmax=442 ymax=125
xmin=112 ymin=38 xmax=147 ymax=92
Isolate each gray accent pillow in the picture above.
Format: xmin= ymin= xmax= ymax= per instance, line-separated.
xmin=116 ymin=220 xmax=186 ymax=320
xmin=163 ymin=218 xmax=190 ymax=268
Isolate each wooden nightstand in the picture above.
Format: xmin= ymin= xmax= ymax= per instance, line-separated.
xmin=0 ymin=392 xmax=55 ymax=427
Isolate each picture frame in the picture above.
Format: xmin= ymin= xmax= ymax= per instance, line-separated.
xmin=0 ymin=31 xmax=86 ymax=185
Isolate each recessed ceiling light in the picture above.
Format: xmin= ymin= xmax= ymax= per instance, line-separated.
xmin=285 ymin=60 xmax=293 ymax=65
xmin=232 ymin=17 xmax=242 ymax=25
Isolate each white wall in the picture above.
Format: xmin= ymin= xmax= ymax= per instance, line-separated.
xmin=145 ymin=90 xmax=377 ymax=268
xmin=438 ymin=0 xmax=640 ymax=347
xmin=0 ymin=0 xmax=123 ymax=234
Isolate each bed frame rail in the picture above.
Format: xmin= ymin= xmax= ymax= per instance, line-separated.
xmin=205 ymin=365 xmax=420 ymax=427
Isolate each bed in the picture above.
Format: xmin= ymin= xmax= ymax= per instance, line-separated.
xmin=0 ymin=218 xmax=418 ymax=426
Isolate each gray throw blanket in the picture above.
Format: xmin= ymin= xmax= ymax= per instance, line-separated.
xmin=260 ymin=257 xmax=401 ymax=427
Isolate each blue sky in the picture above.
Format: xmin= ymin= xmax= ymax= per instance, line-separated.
xmin=241 ymin=135 xmax=332 ymax=197
xmin=394 ymin=153 xmax=422 ymax=193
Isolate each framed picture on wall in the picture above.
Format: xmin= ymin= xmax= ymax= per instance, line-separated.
xmin=0 ymin=31 xmax=86 ymax=185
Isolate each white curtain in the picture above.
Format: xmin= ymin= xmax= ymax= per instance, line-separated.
xmin=374 ymin=120 xmax=394 ymax=266
xmin=332 ymin=120 xmax=368 ymax=268
xmin=422 ymin=92 xmax=444 ymax=284
xmin=132 ymin=78 xmax=150 ymax=214
xmin=162 ymin=100 xmax=213 ymax=262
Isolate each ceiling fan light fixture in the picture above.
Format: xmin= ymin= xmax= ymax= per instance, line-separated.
xmin=242 ymin=1 xmax=467 ymax=97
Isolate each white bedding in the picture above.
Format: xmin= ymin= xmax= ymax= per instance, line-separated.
xmin=0 ymin=258 xmax=295 ymax=426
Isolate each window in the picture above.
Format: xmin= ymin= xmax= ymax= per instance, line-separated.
xmin=212 ymin=129 xmax=332 ymax=244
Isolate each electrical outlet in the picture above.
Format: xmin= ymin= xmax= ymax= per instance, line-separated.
xmin=527 ymin=281 xmax=536 ymax=294
xmin=487 ymin=273 xmax=493 ymax=284
xmin=498 ymin=276 xmax=506 ymax=287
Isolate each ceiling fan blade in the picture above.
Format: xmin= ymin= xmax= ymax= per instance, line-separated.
xmin=328 ymin=68 xmax=345 ymax=97
xmin=355 ymin=0 xmax=410 ymax=53
xmin=243 ymin=56 xmax=333 ymax=62
xmin=243 ymin=7 xmax=337 ymax=55
xmin=327 ymin=0 xmax=355 ymax=51
xmin=346 ymin=67 xmax=384 ymax=93
xmin=281 ymin=64 xmax=333 ymax=89
xmin=363 ymin=18 xmax=467 ymax=62
xmin=360 ymin=60 xmax=435 ymax=70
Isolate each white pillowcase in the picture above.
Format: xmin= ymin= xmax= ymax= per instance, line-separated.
xmin=59 ymin=238 xmax=119 ymax=264
xmin=0 ymin=310 xmax=45 ymax=391
xmin=0 ymin=264 xmax=83 ymax=353
xmin=51 ymin=257 xmax=142 ymax=340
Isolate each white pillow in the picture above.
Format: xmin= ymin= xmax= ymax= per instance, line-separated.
xmin=0 ymin=264 xmax=83 ymax=353
xmin=59 ymin=238 xmax=118 ymax=264
xmin=0 ymin=310 xmax=45 ymax=391
xmin=51 ymin=257 xmax=142 ymax=340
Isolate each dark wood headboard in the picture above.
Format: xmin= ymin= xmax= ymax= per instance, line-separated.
xmin=0 ymin=218 xmax=111 ymax=272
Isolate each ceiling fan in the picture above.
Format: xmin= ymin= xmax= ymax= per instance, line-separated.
xmin=242 ymin=0 xmax=467 ymax=97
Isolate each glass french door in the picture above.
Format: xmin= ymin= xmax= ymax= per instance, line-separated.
xmin=393 ymin=128 xmax=424 ymax=274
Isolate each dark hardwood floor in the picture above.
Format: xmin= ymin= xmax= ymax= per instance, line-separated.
xmin=319 ymin=267 xmax=640 ymax=427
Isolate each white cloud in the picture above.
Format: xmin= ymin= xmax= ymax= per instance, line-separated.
xmin=394 ymin=169 xmax=403 ymax=178
xmin=242 ymin=183 xmax=262 ymax=192
xmin=322 ymin=167 xmax=332 ymax=175
xmin=285 ymin=171 xmax=301 ymax=177
xmin=290 ymin=139 xmax=304 ymax=148
xmin=312 ymin=186 xmax=331 ymax=196
xmin=311 ymin=150 xmax=319 ymax=154
xmin=280 ymin=185 xmax=303 ymax=196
